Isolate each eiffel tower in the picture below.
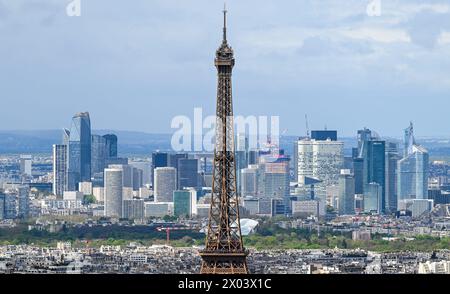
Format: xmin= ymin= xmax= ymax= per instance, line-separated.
xmin=199 ymin=6 xmax=249 ymax=274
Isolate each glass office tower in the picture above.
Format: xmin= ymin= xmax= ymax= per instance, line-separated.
xmin=67 ymin=112 xmax=91 ymax=191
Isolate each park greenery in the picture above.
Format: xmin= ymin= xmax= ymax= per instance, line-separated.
xmin=243 ymin=222 xmax=450 ymax=252
xmin=0 ymin=220 xmax=448 ymax=252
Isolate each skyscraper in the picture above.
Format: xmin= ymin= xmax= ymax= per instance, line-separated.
xmin=364 ymin=182 xmax=382 ymax=214
xmin=363 ymin=139 xmax=386 ymax=214
xmin=19 ymin=155 xmax=32 ymax=177
xmin=173 ymin=189 xmax=197 ymax=218
xmin=17 ymin=185 xmax=30 ymax=219
xmin=91 ymin=135 xmax=107 ymax=175
xmin=168 ymin=153 xmax=188 ymax=170
xmin=109 ymin=164 xmax=134 ymax=188
xmin=398 ymin=145 xmax=429 ymax=201
xmin=0 ymin=193 xmax=5 ymax=220
xmin=62 ymin=128 xmax=70 ymax=146
xmin=122 ymin=199 xmax=144 ymax=220
xmin=53 ymin=144 xmax=67 ymax=197
xmin=260 ymin=155 xmax=290 ymax=211
xmin=103 ymin=134 xmax=118 ymax=159
xmin=154 ymin=167 xmax=177 ymax=202
xmin=132 ymin=167 xmax=143 ymax=191
xmin=4 ymin=193 xmax=17 ymax=219
xmin=130 ymin=161 xmax=152 ymax=185
xmin=200 ymin=8 xmax=248 ymax=274
xmin=241 ymin=165 xmax=262 ymax=197
xmin=297 ymin=138 xmax=344 ymax=200
xmin=236 ymin=133 xmax=249 ymax=194
xmin=404 ymin=122 xmax=414 ymax=158
xmin=353 ymin=157 xmax=364 ymax=194
xmin=177 ymin=158 xmax=198 ymax=189
xmin=67 ymin=112 xmax=91 ymax=191
xmin=385 ymin=142 xmax=399 ymax=213
xmin=311 ymin=130 xmax=338 ymax=141
xmin=398 ymin=123 xmax=429 ymax=203
xmin=338 ymin=170 xmax=355 ymax=215
xmin=104 ymin=168 xmax=123 ymax=218
xmin=151 ymin=152 xmax=169 ymax=185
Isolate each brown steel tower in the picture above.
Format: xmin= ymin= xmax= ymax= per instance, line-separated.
xmin=199 ymin=7 xmax=249 ymax=274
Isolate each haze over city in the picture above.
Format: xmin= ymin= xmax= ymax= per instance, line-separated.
xmin=0 ymin=0 xmax=450 ymax=136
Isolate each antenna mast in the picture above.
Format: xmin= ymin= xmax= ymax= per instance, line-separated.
xmin=305 ymin=114 xmax=310 ymax=138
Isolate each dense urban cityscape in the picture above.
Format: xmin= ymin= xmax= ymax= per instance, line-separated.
xmin=0 ymin=111 xmax=449 ymax=274
xmin=1 ymin=0 xmax=450 ymax=278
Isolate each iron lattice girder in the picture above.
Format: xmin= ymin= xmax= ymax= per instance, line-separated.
xmin=200 ymin=18 xmax=248 ymax=274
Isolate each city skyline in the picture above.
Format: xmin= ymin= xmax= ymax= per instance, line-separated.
xmin=1 ymin=1 xmax=450 ymax=137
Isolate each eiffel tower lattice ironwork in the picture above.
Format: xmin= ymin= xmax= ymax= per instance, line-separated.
xmin=199 ymin=6 xmax=249 ymax=274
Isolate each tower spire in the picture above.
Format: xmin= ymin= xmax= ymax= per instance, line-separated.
xmin=223 ymin=2 xmax=227 ymax=43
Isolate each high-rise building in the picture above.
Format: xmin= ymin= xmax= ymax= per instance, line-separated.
xmin=357 ymin=128 xmax=372 ymax=157
xmin=397 ymin=123 xmax=429 ymax=206
xmin=19 ymin=155 xmax=32 ymax=177
xmin=17 ymin=185 xmax=29 ymax=219
xmin=311 ymin=130 xmax=337 ymax=141
xmin=122 ymin=199 xmax=144 ymax=220
xmin=109 ymin=164 xmax=133 ymax=188
xmin=248 ymin=150 xmax=258 ymax=165
xmin=52 ymin=144 xmax=67 ymax=197
xmin=338 ymin=170 xmax=355 ymax=215
xmin=62 ymin=128 xmax=70 ymax=146
xmin=154 ymin=167 xmax=176 ymax=202
xmin=364 ymin=182 xmax=382 ymax=214
xmin=241 ymin=165 xmax=262 ymax=197
xmin=364 ymin=140 xmax=386 ymax=214
xmin=404 ymin=122 xmax=414 ymax=158
xmin=91 ymin=135 xmax=107 ymax=175
xmin=168 ymin=153 xmax=188 ymax=170
xmin=0 ymin=193 xmax=4 ymax=220
xmin=236 ymin=133 xmax=249 ymax=194
xmin=67 ymin=112 xmax=91 ymax=191
xmin=151 ymin=152 xmax=169 ymax=185
xmin=398 ymin=145 xmax=429 ymax=201
xmin=132 ymin=168 xmax=143 ymax=191
xmin=144 ymin=202 xmax=173 ymax=218
xmin=297 ymin=138 xmax=344 ymax=200
xmin=260 ymin=156 xmax=290 ymax=208
xmin=104 ymin=168 xmax=123 ymax=218
xmin=398 ymin=199 xmax=433 ymax=218
xmin=353 ymin=157 xmax=364 ymax=195
xmin=385 ymin=142 xmax=399 ymax=213
xmin=130 ymin=161 xmax=152 ymax=185
xmin=177 ymin=158 xmax=198 ymax=189
xmin=4 ymin=193 xmax=17 ymax=219
xmin=173 ymin=190 xmax=197 ymax=218
xmin=103 ymin=134 xmax=118 ymax=159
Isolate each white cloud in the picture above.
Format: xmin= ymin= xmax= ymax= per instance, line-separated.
xmin=340 ymin=27 xmax=410 ymax=43
xmin=438 ymin=31 xmax=450 ymax=45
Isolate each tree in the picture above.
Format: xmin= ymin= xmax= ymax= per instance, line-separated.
xmin=83 ymin=195 xmax=96 ymax=205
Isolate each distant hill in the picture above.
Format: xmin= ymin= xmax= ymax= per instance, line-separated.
xmin=0 ymin=130 xmax=172 ymax=154
xmin=2 ymin=130 xmax=448 ymax=157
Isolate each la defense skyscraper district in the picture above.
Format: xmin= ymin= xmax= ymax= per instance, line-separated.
xmin=199 ymin=8 xmax=249 ymax=274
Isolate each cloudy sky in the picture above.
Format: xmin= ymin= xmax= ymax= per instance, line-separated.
xmin=0 ymin=0 xmax=449 ymax=137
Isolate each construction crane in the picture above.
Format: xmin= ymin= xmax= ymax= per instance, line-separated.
xmin=156 ymin=225 xmax=202 ymax=245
